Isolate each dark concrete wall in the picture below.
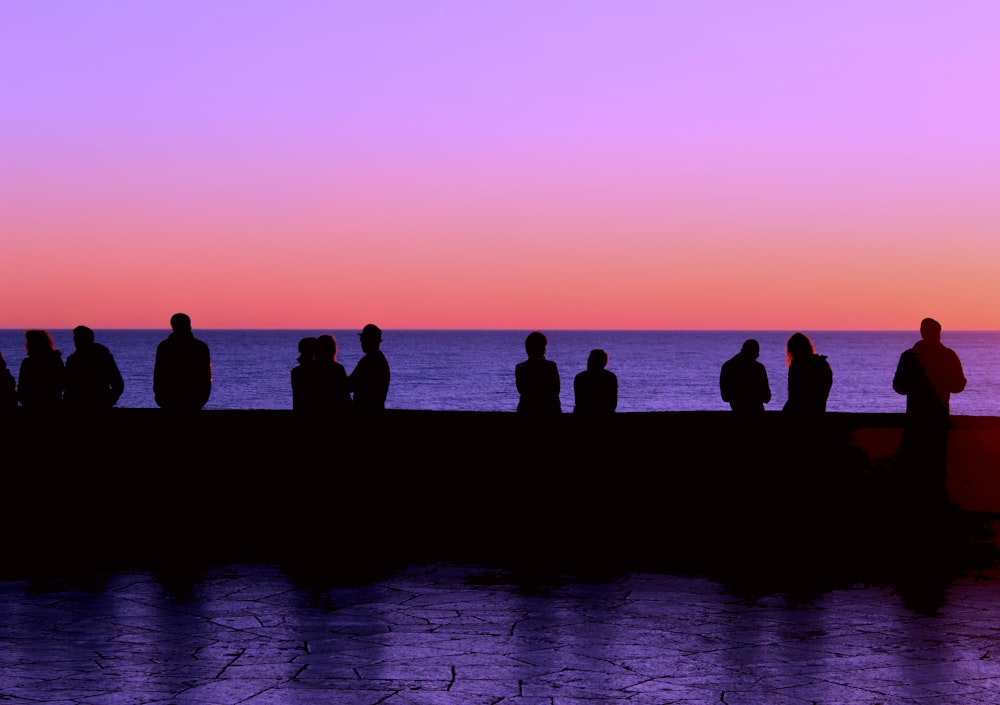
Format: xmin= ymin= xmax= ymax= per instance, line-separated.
xmin=5 ymin=410 xmax=998 ymax=581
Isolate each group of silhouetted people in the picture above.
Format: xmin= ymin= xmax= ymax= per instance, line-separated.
xmin=0 ymin=314 xmax=398 ymax=416
xmin=2 ymin=317 xmax=967 ymax=443
xmin=513 ymin=331 xmax=619 ymax=416
xmin=513 ymin=320 xmax=966 ymax=509
xmin=718 ymin=332 xmax=834 ymax=417
xmin=1 ymin=325 xmax=126 ymax=414
xmin=711 ymin=319 xmax=966 ymax=508
xmin=291 ymin=323 xmax=391 ymax=415
xmin=0 ymin=313 xmax=215 ymax=414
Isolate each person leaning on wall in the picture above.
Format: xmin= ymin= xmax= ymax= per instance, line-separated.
xmin=515 ymin=331 xmax=561 ymax=415
xmin=892 ymin=317 xmax=967 ymax=509
xmin=153 ymin=312 xmax=212 ymax=412
xmin=573 ymin=348 xmax=617 ymax=415
xmin=63 ymin=325 xmax=124 ymax=410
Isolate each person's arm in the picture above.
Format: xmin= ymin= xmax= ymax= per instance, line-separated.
xmin=758 ymin=365 xmax=772 ymax=405
xmin=719 ymin=363 xmax=731 ymax=402
xmin=108 ymin=353 xmax=124 ymax=406
xmin=892 ymin=351 xmax=914 ymax=395
xmin=200 ymin=345 xmax=213 ymax=406
xmin=949 ymin=351 xmax=967 ymax=394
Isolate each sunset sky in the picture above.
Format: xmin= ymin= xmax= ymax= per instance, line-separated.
xmin=3 ymin=1 xmax=999 ymax=330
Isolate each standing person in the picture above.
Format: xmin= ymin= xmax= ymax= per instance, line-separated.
xmin=16 ymin=329 xmax=65 ymax=411
xmin=573 ymin=349 xmax=617 ymax=415
xmin=781 ymin=332 xmax=832 ymax=416
xmin=63 ymin=325 xmax=124 ymax=410
xmin=312 ymin=334 xmax=352 ymax=414
xmin=349 ymin=324 xmax=390 ymax=413
xmin=719 ymin=338 xmax=771 ymax=414
xmin=0 ymin=352 xmax=17 ymax=413
xmin=153 ymin=313 xmax=212 ymax=411
xmin=515 ymin=331 xmax=561 ymax=415
xmin=290 ymin=336 xmax=316 ymax=412
xmin=892 ymin=317 xmax=967 ymax=507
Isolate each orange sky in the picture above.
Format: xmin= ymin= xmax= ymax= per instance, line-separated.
xmin=3 ymin=2 xmax=999 ymax=330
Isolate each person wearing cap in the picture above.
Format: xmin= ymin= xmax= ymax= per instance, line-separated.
xmin=349 ymin=324 xmax=390 ymax=413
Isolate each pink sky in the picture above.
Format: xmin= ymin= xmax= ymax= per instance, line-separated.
xmin=3 ymin=2 xmax=999 ymax=330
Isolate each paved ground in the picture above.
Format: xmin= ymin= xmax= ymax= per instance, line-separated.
xmin=4 ymin=549 xmax=1000 ymax=705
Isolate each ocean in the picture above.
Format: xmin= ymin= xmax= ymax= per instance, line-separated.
xmin=2 ymin=329 xmax=998 ymax=416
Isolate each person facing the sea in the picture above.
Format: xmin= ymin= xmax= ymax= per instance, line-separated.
xmin=291 ymin=336 xmax=316 ymax=411
xmin=0 ymin=352 xmax=18 ymax=413
xmin=892 ymin=317 xmax=966 ymax=506
xmin=312 ymin=334 xmax=352 ymax=415
xmin=782 ymin=332 xmax=832 ymax=416
xmin=719 ymin=338 xmax=771 ymax=414
xmin=573 ymin=348 xmax=617 ymax=415
xmin=17 ymin=329 xmax=65 ymax=411
xmin=63 ymin=325 xmax=124 ymax=410
xmin=153 ymin=313 xmax=212 ymax=411
xmin=349 ymin=324 xmax=390 ymax=413
xmin=515 ymin=331 xmax=561 ymax=415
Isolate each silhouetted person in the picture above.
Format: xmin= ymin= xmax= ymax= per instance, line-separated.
xmin=720 ymin=338 xmax=771 ymax=413
xmin=782 ymin=332 xmax=832 ymax=416
xmin=291 ymin=336 xmax=316 ymax=411
xmin=349 ymin=324 xmax=390 ymax=413
xmin=893 ymin=317 xmax=967 ymax=507
xmin=516 ymin=331 xmax=561 ymax=415
xmin=573 ymin=349 xmax=617 ymax=415
xmin=0 ymin=352 xmax=17 ymax=413
xmin=312 ymin=334 xmax=352 ymax=414
xmin=63 ymin=325 xmax=124 ymax=410
xmin=17 ymin=329 xmax=65 ymax=411
xmin=153 ymin=313 xmax=212 ymax=411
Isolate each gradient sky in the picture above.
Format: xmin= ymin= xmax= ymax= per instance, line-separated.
xmin=3 ymin=1 xmax=999 ymax=330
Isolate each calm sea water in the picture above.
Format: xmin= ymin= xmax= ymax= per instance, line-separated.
xmin=2 ymin=330 xmax=998 ymax=416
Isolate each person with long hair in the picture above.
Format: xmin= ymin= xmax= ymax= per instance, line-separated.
xmin=312 ymin=334 xmax=352 ymax=415
xmin=16 ymin=329 xmax=65 ymax=411
xmin=782 ymin=332 xmax=832 ymax=416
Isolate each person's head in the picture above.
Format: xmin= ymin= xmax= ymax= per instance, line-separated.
xmin=740 ymin=339 xmax=760 ymax=358
xmin=73 ymin=325 xmax=95 ymax=349
xmin=170 ymin=312 xmax=192 ymax=334
xmin=0 ymin=352 xmax=7 ymax=370
xmin=24 ymin=329 xmax=57 ymax=356
xmin=297 ymin=336 xmax=316 ymax=363
xmin=785 ymin=332 xmax=814 ymax=366
xmin=920 ymin=317 xmax=942 ymax=343
xmin=525 ymin=331 xmax=548 ymax=357
xmin=587 ymin=348 xmax=608 ymax=371
xmin=315 ymin=334 xmax=337 ymax=360
xmin=359 ymin=323 xmax=382 ymax=352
